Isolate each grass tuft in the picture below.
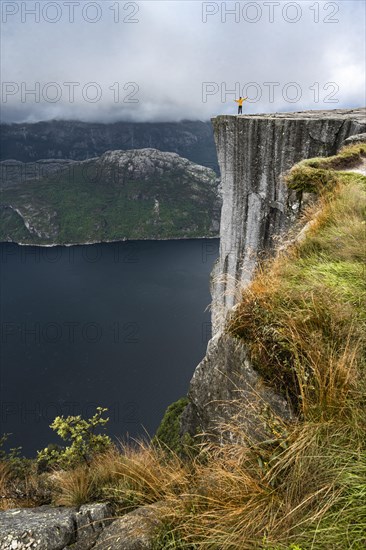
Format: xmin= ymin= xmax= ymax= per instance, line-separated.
xmin=228 ymin=168 xmax=365 ymax=418
xmin=285 ymin=143 xmax=366 ymax=193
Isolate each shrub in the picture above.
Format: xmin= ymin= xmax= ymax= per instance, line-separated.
xmin=37 ymin=407 xmax=112 ymax=470
xmin=0 ymin=434 xmax=51 ymax=509
xmin=153 ymin=398 xmax=198 ymax=458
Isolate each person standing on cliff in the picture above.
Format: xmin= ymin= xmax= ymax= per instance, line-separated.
xmin=234 ymin=96 xmax=248 ymax=114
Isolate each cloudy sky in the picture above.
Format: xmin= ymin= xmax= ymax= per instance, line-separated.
xmin=1 ymin=0 xmax=365 ymax=123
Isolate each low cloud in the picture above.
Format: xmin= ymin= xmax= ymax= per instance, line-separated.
xmin=1 ymin=0 xmax=365 ymax=123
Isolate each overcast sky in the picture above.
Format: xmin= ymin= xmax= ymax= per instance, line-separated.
xmin=1 ymin=0 xmax=365 ymax=123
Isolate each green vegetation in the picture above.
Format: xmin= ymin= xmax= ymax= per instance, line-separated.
xmin=0 ymin=207 xmax=31 ymax=242
xmin=301 ymin=142 xmax=366 ymax=169
xmin=0 ymin=434 xmax=51 ymax=510
xmin=285 ymin=142 xmax=366 ymax=193
xmin=36 ymin=407 xmax=112 ymax=470
xmin=229 ymin=154 xmax=365 ymax=416
xmin=0 ymin=158 xmax=220 ymax=244
xmin=1 ymin=144 xmax=365 ymax=548
xmin=151 ymin=521 xmax=197 ymax=550
xmin=153 ymin=397 xmax=196 ymax=457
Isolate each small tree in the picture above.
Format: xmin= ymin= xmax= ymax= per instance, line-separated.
xmin=0 ymin=433 xmax=31 ymax=480
xmin=37 ymin=407 xmax=112 ymax=470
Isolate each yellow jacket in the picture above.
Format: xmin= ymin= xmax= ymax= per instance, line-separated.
xmin=235 ymin=97 xmax=248 ymax=106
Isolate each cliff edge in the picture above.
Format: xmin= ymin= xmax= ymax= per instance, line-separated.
xmin=211 ymin=108 xmax=366 ymax=332
xmin=182 ymin=108 xmax=366 ymax=440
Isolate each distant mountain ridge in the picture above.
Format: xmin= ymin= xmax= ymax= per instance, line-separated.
xmin=0 ymin=120 xmax=218 ymax=173
xmin=0 ymin=148 xmax=221 ymax=245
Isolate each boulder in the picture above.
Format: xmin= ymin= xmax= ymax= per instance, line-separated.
xmin=93 ymin=504 xmax=163 ymax=550
xmin=0 ymin=506 xmax=77 ymax=550
xmin=0 ymin=503 xmax=112 ymax=550
xmin=342 ymin=132 xmax=366 ymax=145
xmin=67 ymin=503 xmax=113 ymax=549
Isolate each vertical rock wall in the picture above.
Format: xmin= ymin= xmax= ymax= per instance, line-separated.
xmin=211 ymin=109 xmax=366 ymax=331
xmin=182 ymin=108 xmax=366 ymax=440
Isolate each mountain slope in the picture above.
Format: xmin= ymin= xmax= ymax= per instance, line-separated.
xmin=0 ymin=149 xmax=221 ymax=245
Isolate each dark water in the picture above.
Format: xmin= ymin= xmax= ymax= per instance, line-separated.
xmin=0 ymin=239 xmax=219 ymax=456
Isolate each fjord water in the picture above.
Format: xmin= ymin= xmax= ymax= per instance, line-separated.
xmin=0 ymin=239 xmax=219 ymax=456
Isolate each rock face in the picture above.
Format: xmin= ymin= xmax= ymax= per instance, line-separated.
xmin=94 ymin=504 xmax=163 ymax=550
xmin=343 ymin=132 xmax=366 ymax=145
xmin=0 ymin=503 xmax=163 ymax=550
xmin=182 ymin=108 xmax=366 ymax=440
xmin=97 ymin=148 xmax=217 ymax=184
xmin=0 ymin=120 xmax=218 ymax=172
xmin=211 ymin=108 xmax=366 ymax=331
xmin=0 ymin=148 xmax=221 ymax=245
xmin=185 ymin=333 xmax=293 ymax=442
xmin=0 ymin=504 xmax=112 ymax=550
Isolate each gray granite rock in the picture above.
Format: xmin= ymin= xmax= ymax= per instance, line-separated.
xmin=93 ymin=505 xmax=163 ymax=550
xmin=182 ymin=108 xmax=365 ymax=442
xmin=0 ymin=503 xmax=112 ymax=550
xmin=211 ymin=108 xmax=366 ymax=331
xmin=186 ymin=332 xmax=293 ymax=442
xmin=66 ymin=503 xmax=113 ymax=549
xmin=0 ymin=506 xmax=77 ymax=550
xmin=343 ymin=132 xmax=366 ymax=145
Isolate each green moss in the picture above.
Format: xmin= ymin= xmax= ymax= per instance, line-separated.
xmin=285 ymin=143 xmax=366 ymax=194
xmin=303 ymin=142 xmax=366 ymax=170
xmin=153 ymin=397 xmax=195 ymax=456
xmin=285 ymin=165 xmax=339 ymax=193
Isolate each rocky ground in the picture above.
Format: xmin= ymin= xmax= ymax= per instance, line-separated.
xmin=0 ymin=503 xmax=163 ymax=550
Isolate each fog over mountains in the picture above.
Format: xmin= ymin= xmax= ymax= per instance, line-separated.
xmin=0 ymin=120 xmax=218 ymax=172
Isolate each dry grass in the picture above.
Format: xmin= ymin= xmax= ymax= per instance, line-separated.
xmin=51 ymin=442 xmax=192 ymax=510
xmin=139 ymin=416 xmax=364 ymax=549
xmin=228 ymin=172 xmax=365 ymax=420
xmin=51 ymin=465 xmax=95 ymax=507
xmin=146 ymin=408 xmax=365 ymax=549
xmin=2 ymin=147 xmax=365 ymax=549
xmin=94 ymin=442 xmax=192 ymax=512
xmin=0 ymin=461 xmax=13 ymax=510
xmin=0 ymin=460 xmax=51 ymax=510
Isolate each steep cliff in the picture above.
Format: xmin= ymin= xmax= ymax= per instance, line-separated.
xmin=211 ymin=108 xmax=366 ymax=332
xmin=182 ymin=108 xmax=366 ymax=441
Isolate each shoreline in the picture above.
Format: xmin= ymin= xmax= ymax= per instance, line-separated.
xmin=0 ymin=235 xmax=220 ymax=248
